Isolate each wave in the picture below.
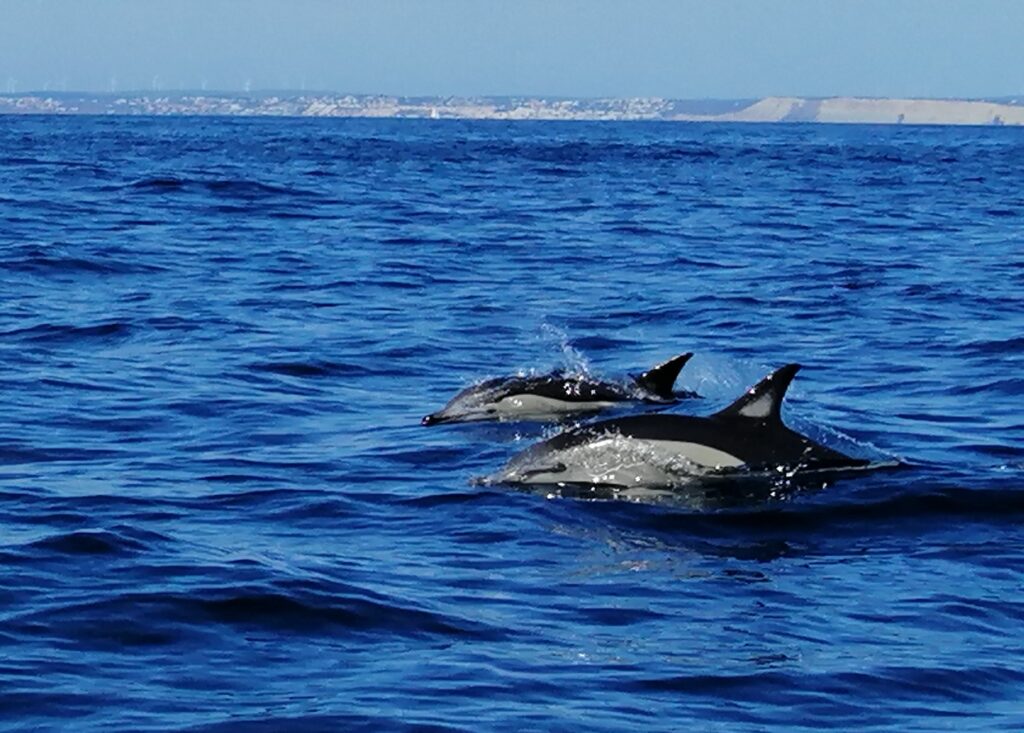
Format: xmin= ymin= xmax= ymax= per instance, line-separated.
xmin=1 ymin=245 xmax=167 ymax=275
xmin=564 ymin=480 xmax=1024 ymax=545
xmin=246 ymin=360 xmax=373 ymax=378
xmin=127 ymin=176 xmax=324 ymax=200
xmin=25 ymin=528 xmax=164 ymax=557
xmin=0 ymin=442 xmax=125 ymax=465
xmin=185 ymin=714 xmax=474 ymax=733
xmin=961 ymin=336 xmax=1024 ymax=356
xmin=0 ymin=321 xmax=131 ymax=344
xmin=629 ymin=663 xmax=1024 ymax=708
xmin=0 ymin=691 xmax=100 ymax=721
xmin=8 ymin=583 xmax=507 ymax=645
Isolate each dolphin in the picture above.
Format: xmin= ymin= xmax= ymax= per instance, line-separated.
xmin=489 ymin=363 xmax=870 ymax=487
xmin=422 ymin=353 xmax=696 ymax=426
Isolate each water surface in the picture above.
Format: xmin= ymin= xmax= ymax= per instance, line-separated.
xmin=1 ymin=116 xmax=1023 ymax=731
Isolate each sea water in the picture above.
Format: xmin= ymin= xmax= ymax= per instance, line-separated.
xmin=1 ymin=116 xmax=1023 ymax=731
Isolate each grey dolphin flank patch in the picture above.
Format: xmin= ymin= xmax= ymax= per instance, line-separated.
xmin=491 ymin=363 xmax=872 ymax=488
xmin=422 ymin=353 xmax=695 ymax=425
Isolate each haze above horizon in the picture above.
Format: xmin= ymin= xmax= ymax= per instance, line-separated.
xmin=2 ymin=0 xmax=1021 ymax=99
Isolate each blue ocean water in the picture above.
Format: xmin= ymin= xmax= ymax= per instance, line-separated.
xmin=1 ymin=115 xmax=1023 ymax=731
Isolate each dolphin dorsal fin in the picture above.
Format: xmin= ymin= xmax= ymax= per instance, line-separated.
xmin=634 ymin=352 xmax=693 ymax=399
xmin=713 ymin=363 xmax=801 ymax=421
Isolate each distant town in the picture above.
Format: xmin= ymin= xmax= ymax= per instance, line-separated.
xmin=1 ymin=92 xmax=1022 ymax=126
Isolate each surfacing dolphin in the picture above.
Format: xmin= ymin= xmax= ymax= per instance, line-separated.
xmin=489 ymin=363 xmax=871 ymax=487
xmin=422 ymin=353 xmax=695 ymax=426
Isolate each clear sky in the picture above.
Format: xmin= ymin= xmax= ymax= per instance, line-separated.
xmin=1 ymin=0 xmax=1021 ymax=98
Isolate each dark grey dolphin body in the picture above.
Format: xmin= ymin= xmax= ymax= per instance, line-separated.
xmin=492 ymin=364 xmax=869 ymax=487
xmin=422 ymin=353 xmax=695 ymax=426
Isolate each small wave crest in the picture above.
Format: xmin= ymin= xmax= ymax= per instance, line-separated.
xmin=0 ymin=321 xmax=131 ymax=344
xmin=8 ymin=581 xmax=506 ymax=648
xmin=961 ymin=336 xmax=1024 ymax=357
xmin=26 ymin=529 xmax=151 ymax=556
xmin=246 ymin=360 xmax=372 ymax=378
xmin=1 ymin=243 xmax=166 ymax=275
xmin=127 ymin=176 xmax=322 ymax=200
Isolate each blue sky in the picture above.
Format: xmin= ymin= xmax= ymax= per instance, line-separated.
xmin=1 ymin=0 xmax=1021 ymax=98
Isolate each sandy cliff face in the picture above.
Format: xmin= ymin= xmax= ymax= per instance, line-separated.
xmin=667 ymin=95 xmax=1023 ymax=125
xmin=815 ymin=97 xmax=1024 ymax=125
xmin=728 ymin=97 xmax=804 ymax=121
xmin=693 ymin=96 xmax=1024 ymax=125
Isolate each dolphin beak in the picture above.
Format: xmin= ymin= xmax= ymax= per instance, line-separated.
xmin=421 ymin=413 xmax=448 ymax=426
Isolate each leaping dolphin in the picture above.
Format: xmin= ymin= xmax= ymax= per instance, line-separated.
xmin=422 ymin=353 xmax=696 ymax=426
xmin=489 ymin=363 xmax=870 ymax=487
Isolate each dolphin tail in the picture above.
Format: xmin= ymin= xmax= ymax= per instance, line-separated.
xmin=634 ymin=352 xmax=693 ymax=399
xmin=713 ymin=363 xmax=801 ymax=421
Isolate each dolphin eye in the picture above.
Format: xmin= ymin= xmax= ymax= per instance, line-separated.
xmin=486 ymin=408 xmax=498 ymax=414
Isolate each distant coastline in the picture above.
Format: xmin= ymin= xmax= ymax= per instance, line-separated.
xmin=1 ymin=92 xmax=1022 ymax=126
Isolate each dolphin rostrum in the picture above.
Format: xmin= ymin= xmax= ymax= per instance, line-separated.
xmin=490 ymin=363 xmax=870 ymax=487
xmin=422 ymin=353 xmax=695 ymax=426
